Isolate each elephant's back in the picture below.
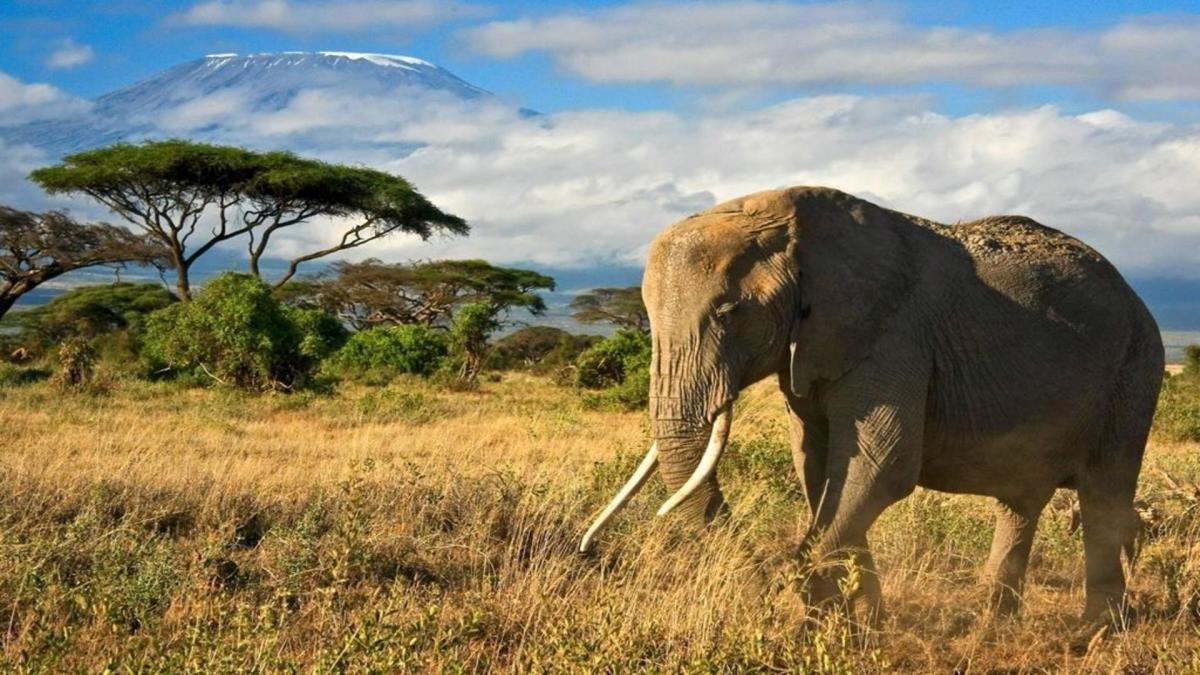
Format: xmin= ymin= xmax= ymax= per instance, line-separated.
xmin=929 ymin=213 xmax=1161 ymax=430
xmin=946 ymin=215 xmax=1144 ymax=329
xmin=949 ymin=215 xmax=1110 ymax=278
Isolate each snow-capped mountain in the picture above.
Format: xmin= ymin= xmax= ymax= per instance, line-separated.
xmin=2 ymin=52 xmax=495 ymax=156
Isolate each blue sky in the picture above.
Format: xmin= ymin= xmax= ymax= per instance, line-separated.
xmin=5 ymin=0 xmax=1200 ymax=118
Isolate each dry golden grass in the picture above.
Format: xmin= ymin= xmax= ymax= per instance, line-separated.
xmin=1 ymin=374 xmax=1198 ymax=672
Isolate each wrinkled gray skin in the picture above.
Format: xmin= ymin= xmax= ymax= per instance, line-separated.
xmin=641 ymin=186 xmax=1163 ymax=622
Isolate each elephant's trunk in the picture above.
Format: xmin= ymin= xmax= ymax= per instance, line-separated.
xmin=650 ymin=410 xmax=730 ymax=526
xmin=657 ymin=406 xmax=731 ymax=517
xmin=648 ymin=351 xmax=734 ymax=526
xmin=576 ymin=340 xmax=735 ymax=553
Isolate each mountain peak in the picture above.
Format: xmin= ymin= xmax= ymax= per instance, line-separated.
xmin=4 ymin=51 xmax=491 ymax=155
xmin=201 ymin=51 xmax=438 ymax=71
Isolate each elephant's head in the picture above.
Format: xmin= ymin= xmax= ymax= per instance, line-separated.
xmin=579 ymin=187 xmax=914 ymax=552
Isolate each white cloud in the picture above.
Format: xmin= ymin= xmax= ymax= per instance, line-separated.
xmin=174 ymin=0 xmax=491 ymax=33
xmin=46 ymin=39 xmax=95 ymax=69
xmin=0 ymin=71 xmax=90 ymax=124
xmin=6 ymin=71 xmax=1199 ymax=279
xmin=145 ymin=80 xmax=1200 ymax=276
xmin=0 ymin=139 xmax=54 ymax=207
xmin=463 ymin=2 xmax=1200 ymax=101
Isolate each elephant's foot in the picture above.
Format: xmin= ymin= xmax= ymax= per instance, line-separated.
xmin=986 ymin=581 xmax=1024 ymax=617
xmin=801 ymin=556 xmax=885 ymax=632
xmin=1081 ymin=592 xmax=1136 ymax=631
xmin=1067 ymin=593 xmax=1136 ymax=656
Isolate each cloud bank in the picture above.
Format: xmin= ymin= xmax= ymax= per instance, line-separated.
xmin=3 ymin=69 xmax=1199 ymax=279
xmin=122 ymin=80 xmax=1200 ymax=276
xmin=0 ymin=72 xmax=90 ymax=124
xmin=465 ymin=2 xmax=1200 ymax=101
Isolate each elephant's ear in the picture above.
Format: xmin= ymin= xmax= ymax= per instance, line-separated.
xmin=775 ymin=189 xmax=917 ymax=396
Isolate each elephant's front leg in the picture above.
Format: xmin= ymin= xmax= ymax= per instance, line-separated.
xmin=783 ymin=388 xmax=829 ymax=518
xmin=984 ymin=494 xmax=1051 ymax=616
xmin=800 ymin=366 xmax=927 ymax=623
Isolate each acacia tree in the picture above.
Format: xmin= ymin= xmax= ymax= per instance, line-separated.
xmin=0 ymin=206 xmax=164 ymax=321
xmin=30 ymin=140 xmax=467 ymax=300
xmin=310 ymin=258 xmax=554 ymax=330
xmin=570 ymin=286 xmax=649 ymax=333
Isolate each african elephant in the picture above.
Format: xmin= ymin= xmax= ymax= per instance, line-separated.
xmin=580 ymin=186 xmax=1163 ymax=623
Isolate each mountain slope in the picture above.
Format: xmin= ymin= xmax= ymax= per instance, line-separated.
xmin=2 ymin=52 xmax=493 ymax=156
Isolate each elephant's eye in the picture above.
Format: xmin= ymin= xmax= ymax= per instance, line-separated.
xmin=715 ymin=301 xmax=738 ymax=319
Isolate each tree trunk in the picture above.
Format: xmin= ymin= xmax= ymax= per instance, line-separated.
xmin=0 ymin=277 xmax=34 ymax=322
xmin=0 ymin=293 xmax=16 ymax=323
xmin=173 ymin=256 xmax=192 ymax=302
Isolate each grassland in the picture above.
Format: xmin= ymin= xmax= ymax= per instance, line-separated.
xmin=1 ymin=374 xmax=1198 ymax=672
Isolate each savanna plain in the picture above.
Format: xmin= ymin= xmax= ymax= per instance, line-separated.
xmin=1 ymin=370 xmax=1199 ymax=673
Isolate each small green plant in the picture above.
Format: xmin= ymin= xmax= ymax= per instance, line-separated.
xmin=330 ymin=325 xmax=448 ymax=381
xmin=1154 ymin=346 xmax=1200 ymax=442
xmin=446 ymin=302 xmax=500 ymax=384
xmin=1155 ymin=371 xmax=1200 ymax=442
xmin=52 ymin=336 xmax=97 ymax=390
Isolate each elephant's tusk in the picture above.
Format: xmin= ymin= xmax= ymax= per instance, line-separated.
xmin=578 ymin=442 xmax=659 ymax=553
xmin=657 ymin=407 xmax=732 ymax=517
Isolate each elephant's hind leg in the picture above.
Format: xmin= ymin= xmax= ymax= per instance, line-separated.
xmin=984 ymin=493 xmax=1051 ymax=616
xmin=1078 ymin=366 xmax=1156 ymax=624
xmin=1078 ymin=478 xmax=1139 ymax=624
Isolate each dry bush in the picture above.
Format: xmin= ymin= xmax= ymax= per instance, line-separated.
xmin=1 ymin=375 xmax=1198 ymax=671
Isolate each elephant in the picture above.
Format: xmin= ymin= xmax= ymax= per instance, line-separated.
xmin=579 ymin=186 xmax=1164 ymax=623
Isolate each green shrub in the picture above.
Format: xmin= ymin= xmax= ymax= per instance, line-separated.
xmin=1185 ymin=344 xmax=1200 ymax=378
xmin=574 ymin=329 xmax=651 ymax=389
xmin=288 ymin=307 xmax=349 ymax=361
xmin=1 ymin=283 xmax=177 ymax=366
xmin=574 ymin=329 xmax=651 ymax=411
xmin=143 ymin=273 xmax=328 ymax=391
xmin=580 ymin=361 xmax=650 ymax=411
xmin=330 ymin=325 xmax=448 ymax=381
xmin=6 ymin=283 xmax=176 ymax=341
xmin=487 ymin=326 xmax=600 ymax=373
xmin=1156 ymin=355 xmax=1200 ymax=442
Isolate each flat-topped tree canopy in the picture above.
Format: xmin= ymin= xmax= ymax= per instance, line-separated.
xmin=308 ymin=258 xmax=554 ymax=330
xmin=244 ymin=153 xmax=469 ymax=284
xmin=30 ymin=140 xmax=467 ymax=299
xmin=31 ymin=140 xmax=262 ymax=196
xmin=570 ymin=286 xmax=649 ymax=333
